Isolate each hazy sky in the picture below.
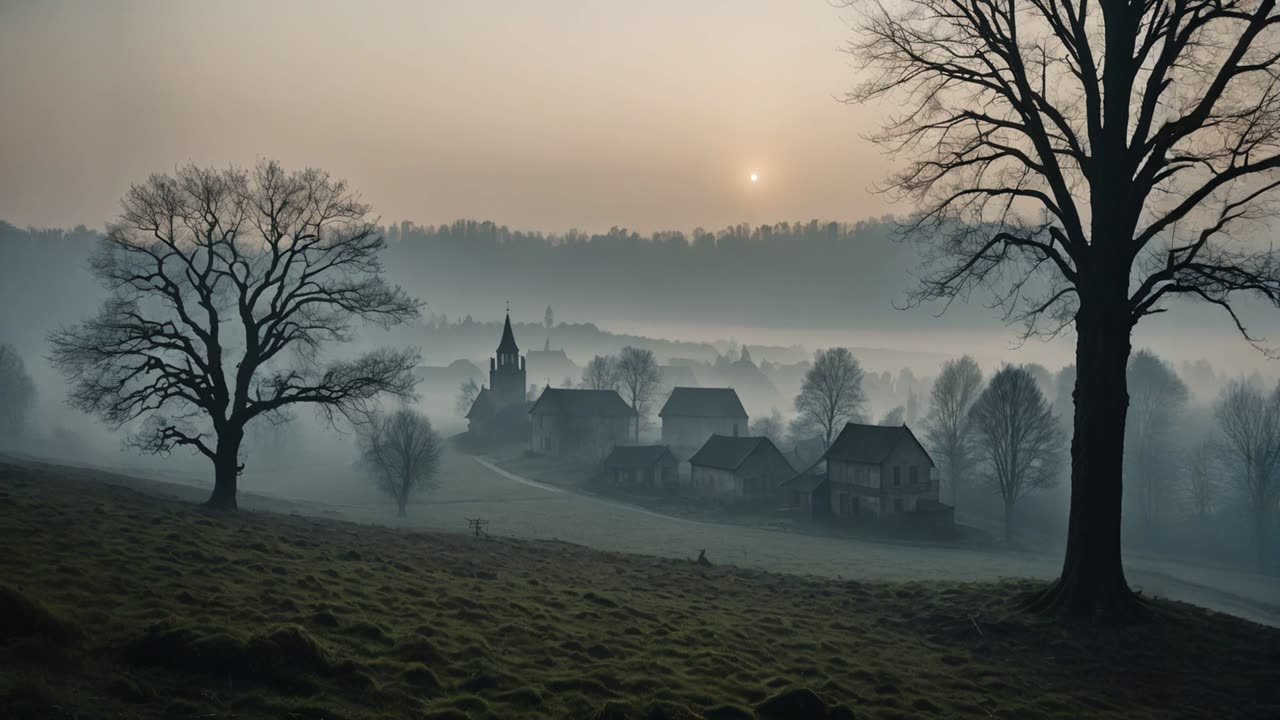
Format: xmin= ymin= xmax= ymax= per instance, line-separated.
xmin=0 ymin=0 xmax=888 ymax=233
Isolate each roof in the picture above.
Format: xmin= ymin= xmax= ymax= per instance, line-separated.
xmin=659 ymin=387 xmax=748 ymax=419
xmin=824 ymin=423 xmax=935 ymax=467
xmin=497 ymin=313 xmax=519 ymax=354
xmin=466 ymin=387 xmax=495 ymax=420
xmin=688 ymin=435 xmax=782 ymax=471
xmin=529 ymin=387 xmax=637 ymax=418
xmin=603 ymin=445 xmax=677 ymax=470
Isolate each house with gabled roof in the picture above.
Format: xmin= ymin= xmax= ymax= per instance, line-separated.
xmin=687 ymin=434 xmax=793 ymax=504
xmin=602 ymin=445 xmax=679 ymax=488
xmin=819 ymin=422 xmax=939 ymax=519
xmin=530 ymin=387 xmax=636 ymax=460
xmin=659 ymin=387 xmax=749 ymax=452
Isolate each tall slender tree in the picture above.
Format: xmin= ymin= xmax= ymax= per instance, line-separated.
xmin=1215 ymin=379 xmax=1280 ymax=568
xmin=1124 ymin=350 xmax=1189 ymax=543
xmin=969 ymin=366 xmax=1065 ymax=543
xmin=0 ymin=343 xmax=36 ymax=443
xmin=50 ymin=161 xmax=421 ymax=509
xmin=851 ymin=0 xmax=1280 ymax=618
xmin=923 ymin=355 xmax=984 ymax=506
xmin=794 ymin=348 xmax=866 ymax=448
xmin=616 ymin=346 xmax=662 ymax=442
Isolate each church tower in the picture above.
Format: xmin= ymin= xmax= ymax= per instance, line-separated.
xmin=490 ymin=311 xmax=526 ymax=408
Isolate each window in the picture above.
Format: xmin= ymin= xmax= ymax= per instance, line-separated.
xmin=893 ymin=466 xmax=901 ymax=486
xmin=909 ymin=466 xmax=919 ymax=485
xmin=894 ymin=498 xmax=904 ymax=513
xmin=839 ymin=493 xmax=851 ymax=514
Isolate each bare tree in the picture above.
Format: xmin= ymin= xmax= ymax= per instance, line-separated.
xmin=581 ymin=355 xmax=621 ymax=392
xmin=1215 ymin=380 xmax=1280 ymax=568
xmin=923 ymin=355 xmax=984 ymax=506
xmin=456 ymin=378 xmax=480 ymax=417
xmin=794 ymin=348 xmax=866 ymax=448
xmin=359 ymin=408 xmax=442 ymax=517
xmin=1125 ymin=350 xmax=1189 ymax=543
xmin=1183 ymin=440 xmax=1219 ymax=521
xmin=850 ymin=0 xmax=1280 ymax=618
xmin=0 ymin=343 xmax=36 ymax=444
xmin=49 ymin=161 xmax=420 ymax=509
xmin=616 ymin=346 xmax=662 ymax=442
xmin=969 ymin=366 xmax=1064 ymax=543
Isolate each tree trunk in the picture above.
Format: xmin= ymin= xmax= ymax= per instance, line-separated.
xmin=1003 ymin=499 xmax=1014 ymax=544
xmin=1031 ymin=303 xmax=1141 ymax=620
xmin=206 ymin=428 xmax=243 ymax=511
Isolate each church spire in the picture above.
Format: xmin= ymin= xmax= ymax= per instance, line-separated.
xmin=497 ymin=311 xmax=519 ymax=354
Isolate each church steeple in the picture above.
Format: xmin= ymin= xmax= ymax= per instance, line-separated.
xmin=489 ymin=309 xmax=526 ymax=408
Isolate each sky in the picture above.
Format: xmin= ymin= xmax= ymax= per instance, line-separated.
xmin=0 ymin=0 xmax=888 ymax=234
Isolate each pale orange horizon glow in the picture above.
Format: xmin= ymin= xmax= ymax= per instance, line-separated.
xmin=0 ymin=0 xmax=890 ymax=234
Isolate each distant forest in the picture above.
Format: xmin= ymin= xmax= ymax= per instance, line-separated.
xmin=377 ymin=217 xmax=976 ymax=331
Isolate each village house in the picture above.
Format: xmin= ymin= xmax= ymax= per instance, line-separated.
xmin=687 ymin=434 xmax=793 ymax=504
xmin=787 ymin=422 xmax=952 ymax=531
xmin=529 ymin=387 xmax=636 ymax=460
xmin=602 ymin=445 xmax=679 ymax=489
xmin=659 ymin=387 xmax=749 ymax=452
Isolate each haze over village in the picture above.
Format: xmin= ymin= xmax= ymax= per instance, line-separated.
xmin=2 ymin=2 xmax=1280 ymax=719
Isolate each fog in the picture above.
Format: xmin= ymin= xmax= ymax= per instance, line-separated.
xmin=1 ymin=214 xmax=1276 ymax=619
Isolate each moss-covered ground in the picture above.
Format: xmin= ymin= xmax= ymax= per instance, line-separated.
xmin=1 ymin=461 xmax=1277 ymax=719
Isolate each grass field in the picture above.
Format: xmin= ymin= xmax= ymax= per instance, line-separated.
xmin=2 ymin=461 xmax=1279 ymax=720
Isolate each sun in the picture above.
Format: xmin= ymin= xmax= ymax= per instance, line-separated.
xmin=750 ymin=172 xmax=759 ymax=183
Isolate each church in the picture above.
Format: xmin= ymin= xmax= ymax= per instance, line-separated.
xmin=465 ymin=312 xmax=532 ymax=444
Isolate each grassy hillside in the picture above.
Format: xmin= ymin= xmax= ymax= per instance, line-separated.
xmin=1 ymin=462 xmax=1277 ymax=720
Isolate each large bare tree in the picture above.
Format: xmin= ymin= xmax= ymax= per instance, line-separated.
xmin=852 ymin=0 xmax=1280 ymax=618
xmin=794 ymin=347 xmax=867 ymax=448
xmin=969 ymin=366 xmax=1064 ymax=543
xmin=1214 ymin=379 xmax=1280 ymax=567
xmin=49 ymin=161 xmax=421 ymax=509
xmin=923 ymin=355 xmax=984 ymax=506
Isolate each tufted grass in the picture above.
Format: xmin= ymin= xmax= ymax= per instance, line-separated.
xmin=1 ymin=461 xmax=1277 ymax=719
